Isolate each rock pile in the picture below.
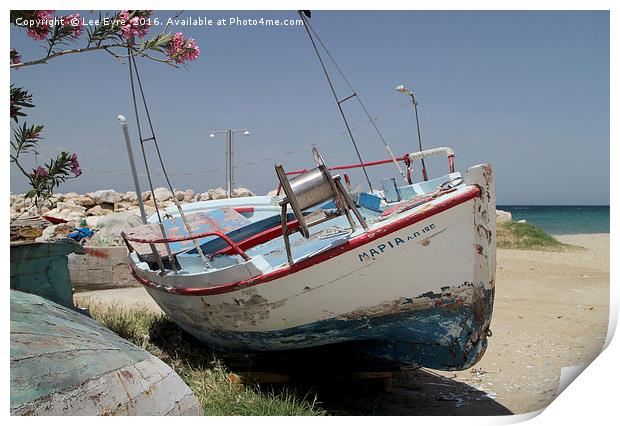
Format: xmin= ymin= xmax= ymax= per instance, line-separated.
xmin=9 ymin=186 xmax=256 ymax=245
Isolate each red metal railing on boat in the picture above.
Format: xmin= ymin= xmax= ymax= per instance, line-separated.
xmin=276 ymin=150 xmax=456 ymax=195
xmin=211 ymin=219 xmax=302 ymax=258
xmin=123 ymin=230 xmax=251 ymax=261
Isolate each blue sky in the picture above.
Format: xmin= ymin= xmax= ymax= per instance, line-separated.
xmin=10 ymin=10 xmax=609 ymax=204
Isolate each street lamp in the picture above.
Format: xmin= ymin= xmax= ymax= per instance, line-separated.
xmin=396 ymin=84 xmax=428 ymax=181
xmin=208 ymin=129 xmax=251 ymax=197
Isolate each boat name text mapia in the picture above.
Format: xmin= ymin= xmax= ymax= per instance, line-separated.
xmin=358 ymin=223 xmax=436 ymax=262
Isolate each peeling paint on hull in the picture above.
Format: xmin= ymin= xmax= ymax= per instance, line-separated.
xmin=161 ymin=285 xmax=493 ymax=371
xmin=10 ymin=290 xmax=201 ymax=416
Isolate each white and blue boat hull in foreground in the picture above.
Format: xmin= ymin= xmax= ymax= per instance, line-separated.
xmin=126 ymin=152 xmax=496 ymax=371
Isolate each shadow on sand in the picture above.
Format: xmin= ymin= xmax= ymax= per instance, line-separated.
xmin=149 ymin=316 xmax=512 ymax=416
xmin=299 ymin=368 xmax=513 ymax=415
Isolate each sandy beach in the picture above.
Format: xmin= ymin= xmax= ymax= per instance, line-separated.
xmin=75 ymin=233 xmax=610 ymax=415
xmin=410 ymin=233 xmax=611 ymax=415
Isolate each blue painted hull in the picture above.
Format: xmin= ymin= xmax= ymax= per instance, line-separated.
xmin=179 ymin=286 xmax=494 ymax=371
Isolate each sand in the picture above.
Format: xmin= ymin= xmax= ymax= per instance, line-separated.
xmin=74 ymin=233 xmax=610 ymax=415
xmin=448 ymin=233 xmax=611 ymax=414
xmin=361 ymin=233 xmax=610 ymax=415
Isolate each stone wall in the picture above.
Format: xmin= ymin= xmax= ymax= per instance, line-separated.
xmin=68 ymin=246 xmax=136 ymax=292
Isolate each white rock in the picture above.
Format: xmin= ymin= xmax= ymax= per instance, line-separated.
xmin=114 ymin=201 xmax=135 ymax=211
xmin=267 ymin=189 xmax=279 ymax=197
xmin=36 ymin=223 xmax=75 ymax=242
xmin=124 ymin=191 xmax=138 ymax=203
xmin=127 ymin=205 xmax=156 ymax=217
xmin=496 ymin=209 xmax=512 ymax=224
xmin=141 ymin=191 xmax=152 ymax=202
xmin=66 ymin=212 xmax=85 ymax=223
xmin=59 ymin=204 xmax=86 ymax=214
xmin=73 ymin=196 xmax=95 ymax=207
xmin=88 ymin=189 xmax=123 ymax=205
xmin=48 ymin=207 xmax=84 ymax=222
xmin=12 ymin=198 xmax=25 ymax=210
xmin=233 ymin=187 xmax=255 ymax=198
xmin=184 ymin=189 xmax=194 ymax=201
xmin=208 ymin=187 xmax=228 ymax=200
xmin=95 ymin=211 xmax=143 ymax=234
xmin=174 ymin=190 xmax=185 ymax=202
xmin=87 ymin=205 xmax=114 ymax=216
xmin=56 ymin=200 xmax=78 ymax=210
xmin=153 ymin=187 xmax=173 ymax=202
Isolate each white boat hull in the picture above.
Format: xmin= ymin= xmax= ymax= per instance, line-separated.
xmin=131 ymin=164 xmax=496 ymax=370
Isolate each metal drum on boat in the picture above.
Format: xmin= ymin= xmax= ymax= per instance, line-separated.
xmin=288 ymin=167 xmax=334 ymax=210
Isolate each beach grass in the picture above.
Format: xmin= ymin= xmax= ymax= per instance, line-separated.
xmin=497 ymin=221 xmax=581 ymax=251
xmin=80 ymin=302 xmax=326 ymax=416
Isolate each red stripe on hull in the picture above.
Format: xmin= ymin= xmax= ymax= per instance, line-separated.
xmin=131 ymin=186 xmax=481 ymax=296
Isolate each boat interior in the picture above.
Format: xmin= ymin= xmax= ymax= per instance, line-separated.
xmin=125 ymin=165 xmax=466 ymax=277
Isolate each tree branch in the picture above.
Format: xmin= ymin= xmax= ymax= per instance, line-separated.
xmin=10 ymin=154 xmax=32 ymax=179
xmin=10 ymin=44 xmax=126 ymax=69
xmin=12 ymin=43 xmax=178 ymax=69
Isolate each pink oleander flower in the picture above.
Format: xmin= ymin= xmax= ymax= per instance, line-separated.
xmin=62 ymin=13 xmax=83 ymax=38
xmin=32 ymin=166 xmax=49 ymax=178
xmin=26 ymin=10 xmax=55 ymax=41
xmin=118 ymin=10 xmax=151 ymax=39
xmin=167 ymin=32 xmax=200 ymax=64
xmin=10 ymin=48 xmax=21 ymax=65
xmin=70 ymin=153 xmax=82 ymax=176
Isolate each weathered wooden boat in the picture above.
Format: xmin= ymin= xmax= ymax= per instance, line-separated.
xmin=10 ymin=240 xmax=201 ymax=415
xmin=122 ymin=147 xmax=496 ymax=370
xmin=119 ymin=11 xmax=495 ymax=371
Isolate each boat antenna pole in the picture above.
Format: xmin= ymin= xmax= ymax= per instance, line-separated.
xmin=126 ymin=45 xmax=210 ymax=269
xmin=299 ymin=11 xmax=408 ymax=186
xmin=298 ymin=11 xmax=374 ymax=193
xmin=411 ymin=91 xmax=428 ymax=181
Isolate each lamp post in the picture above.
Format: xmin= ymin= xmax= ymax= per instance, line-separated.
xmin=208 ymin=129 xmax=251 ymax=197
xmin=396 ymin=84 xmax=428 ymax=181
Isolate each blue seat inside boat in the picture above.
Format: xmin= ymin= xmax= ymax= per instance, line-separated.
xmin=314 ymin=191 xmax=383 ymax=215
xmin=186 ymin=211 xmax=299 ymax=256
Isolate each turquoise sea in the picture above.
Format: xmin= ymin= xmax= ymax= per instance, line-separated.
xmin=497 ymin=206 xmax=610 ymax=235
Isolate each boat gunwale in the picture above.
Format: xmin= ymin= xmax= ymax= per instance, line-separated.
xmin=129 ymin=185 xmax=481 ymax=296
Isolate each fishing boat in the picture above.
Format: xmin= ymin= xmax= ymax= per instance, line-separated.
xmin=122 ymin=146 xmax=496 ymax=370
xmin=119 ymin=11 xmax=496 ymax=371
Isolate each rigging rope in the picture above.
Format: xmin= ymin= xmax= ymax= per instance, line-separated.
xmin=303 ymin=16 xmax=408 ymax=184
xmin=298 ymin=11 xmax=374 ymax=193
xmin=86 ymin=98 xmax=414 ymax=178
xmin=299 ymin=11 xmax=408 ymax=188
xmin=127 ymin=48 xmax=210 ymax=269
